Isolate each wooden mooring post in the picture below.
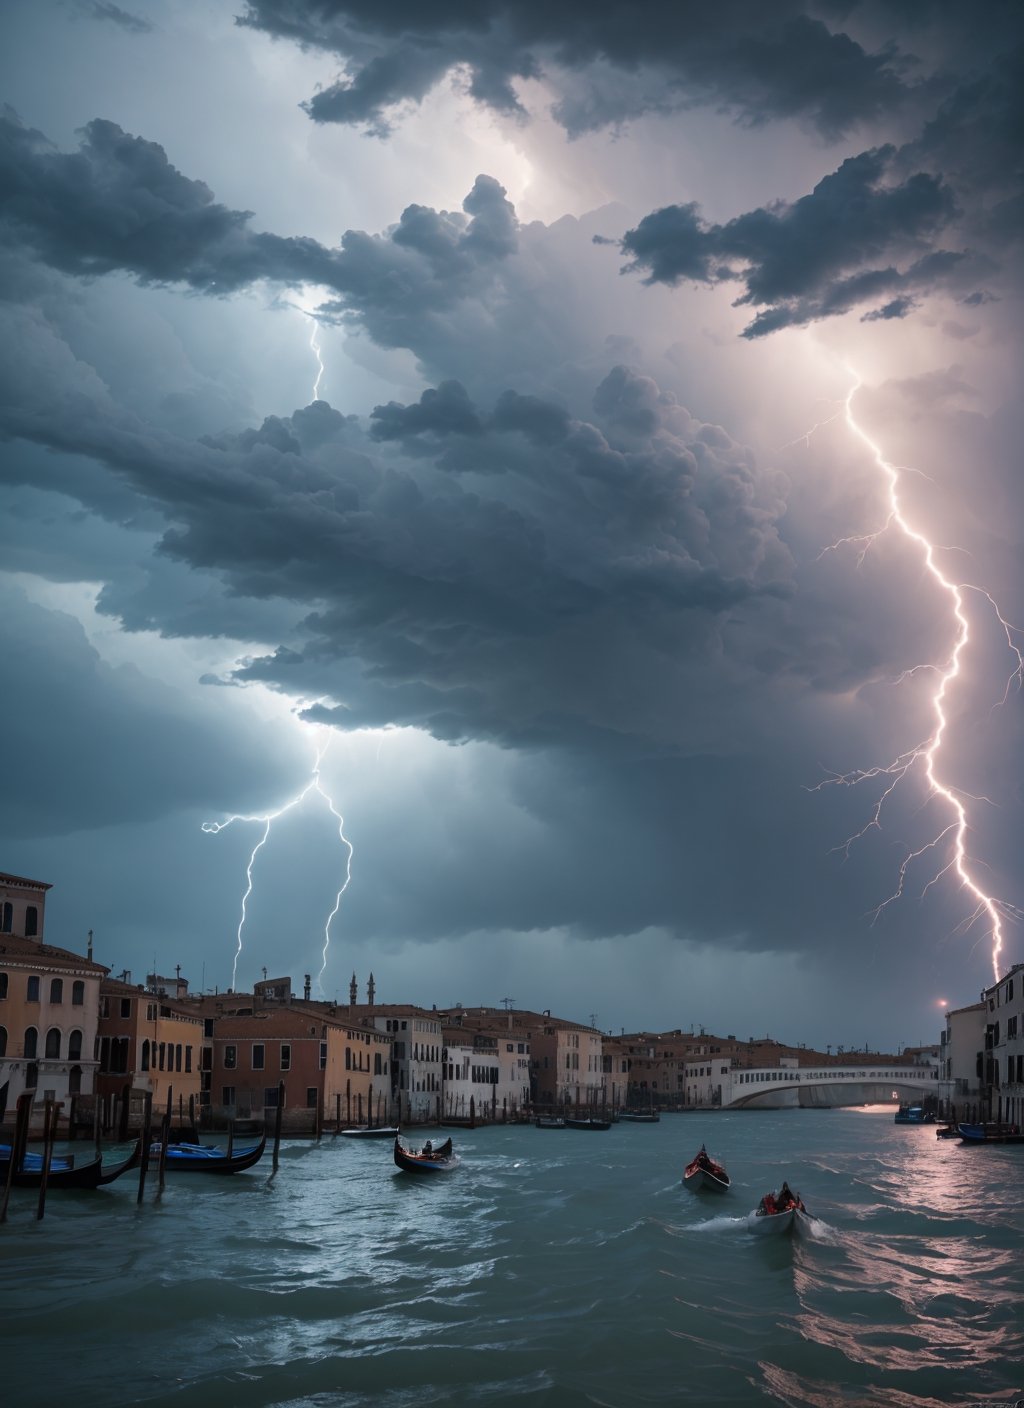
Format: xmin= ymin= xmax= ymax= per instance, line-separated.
xmin=0 ymin=1094 xmax=32 ymax=1226
xmin=36 ymin=1098 xmax=59 ymax=1222
xmin=136 ymin=1091 xmax=154 ymax=1206
xmin=334 ymin=1092 xmax=341 ymax=1137
xmin=272 ymin=1083 xmax=284 ymax=1173
xmin=157 ymin=1088 xmax=172 ymax=1196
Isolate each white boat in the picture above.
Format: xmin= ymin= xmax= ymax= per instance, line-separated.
xmin=747 ymin=1205 xmax=796 ymax=1235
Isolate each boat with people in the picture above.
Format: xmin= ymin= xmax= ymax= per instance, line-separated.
xmin=0 ymin=1139 xmax=141 ymax=1190
xmin=894 ymin=1105 xmax=935 ymax=1125
xmin=148 ymin=1131 xmax=267 ymax=1173
xmin=339 ymin=1125 xmax=401 ymax=1139
xmin=747 ymin=1182 xmax=806 ymax=1235
xmin=683 ymin=1144 xmax=730 ymax=1192
xmin=393 ymin=1134 xmax=460 ymax=1173
xmin=957 ymin=1122 xmax=1024 ymax=1145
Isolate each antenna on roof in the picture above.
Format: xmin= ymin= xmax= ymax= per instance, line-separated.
xmin=500 ymin=996 xmax=516 ymax=1011
xmin=589 ymin=1013 xmax=599 ymax=1029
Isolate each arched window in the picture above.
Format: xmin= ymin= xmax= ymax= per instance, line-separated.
xmin=25 ymin=906 xmax=38 ymax=937
xmin=45 ymin=1027 xmax=61 ymax=1059
xmin=141 ymin=1039 xmax=150 ymax=1071
xmin=26 ymin=975 xmax=39 ymax=1001
xmin=50 ymin=978 xmax=63 ymax=1004
xmin=176 ymin=1044 xmax=182 ymax=1072
xmin=24 ymin=1026 xmax=38 ymax=1059
xmin=72 ymin=980 xmax=85 ymax=1006
xmin=69 ymin=1030 xmax=83 ymax=1061
xmin=0 ymin=1026 xmax=6 ymax=1057
xmin=1 ymin=902 xmax=12 ymax=933
xmin=69 ymin=1066 xmax=82 ymax=1094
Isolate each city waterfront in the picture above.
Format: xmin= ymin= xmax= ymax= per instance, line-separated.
xmin=3 ymin=1108 xmax=1022 ymax=1407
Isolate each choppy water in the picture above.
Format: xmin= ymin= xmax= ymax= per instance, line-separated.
xmin=2 ymin=1109 xmax=1022 ymax=1408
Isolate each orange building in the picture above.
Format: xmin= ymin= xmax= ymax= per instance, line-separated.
xmin=95 ymin=977 xmax=204 ymax=1114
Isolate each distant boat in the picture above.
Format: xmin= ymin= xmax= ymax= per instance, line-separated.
xmin=683 ymin=1144 xmax=730 ymax=1192
xmin=935 ymin=1124 xmax=960 ymax=1139
xmin=0 ymin=1139 xmax=140 ymax=1190
xmin=149 ymin=1132 xmax=266 ymax=1174
xmin=393 ymin=1134 xmax=459 ymax=1173
xmin=894 ymin=1105 xmax=935 ymax=1124
xmin=535 ymin=1116 xmax=566 ymax=1130
xmin=339 ymin=1126 xmax=400 ymax=1139
xmin=618 ymin=1111 xmax=660 ymax=1123
xmin=564 ymin=1117 xmax=611 ymax=1131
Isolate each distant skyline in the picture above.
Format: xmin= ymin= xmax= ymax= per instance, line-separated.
xmin=1 ymin=1 xmax=1022 ymax=1053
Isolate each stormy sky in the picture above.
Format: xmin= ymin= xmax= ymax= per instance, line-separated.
xmin=1 ymin=0 xmax=1021 ymax=1050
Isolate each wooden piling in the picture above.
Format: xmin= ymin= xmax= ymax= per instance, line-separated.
xmin=368 ymin=1085 xmax=374 ymax=1129
xmin=94 ymin=1093 xmax=101 ymax=1158
xmin=118 ymin=1082 xmax=131 ymax=1141
xmin=346 ymin=1079 xmax=351 ymax=1125
xmin=157 ymin=1088 xmax=172 ymax=1195
xmin=0 ymin=1094 xmax=32 ymax=1225
xmin=273 ymin=1083 xmax=284 ymax=1172
xmin=334 ymin=1092 xmax=341 ymax=1137
xmin=136 ymin=1091 xmax=153 ymax=1206
xmin=227 ymin=1120 xmax=234 ymax=1160
xmin=68 ymin=1095 xmax=78 ymax=1141
xmin=36 ymin=1098 xmax=58 ymax=1222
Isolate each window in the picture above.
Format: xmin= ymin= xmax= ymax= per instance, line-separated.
xmin=25 ymin=905 xmax=38 ymax=937
xmin=24 ymin=1026 xmax=38 ymax=1059
xmin=27 ymin=975 xmax=39 ymax=1002
xmin=1 ymin=902 xmax=11 ymax=933
xmin=69 ymin=1066 xmax=81 ymax=1094
xmin=0 ymin=973 xmax=7 ymax=999
xmin=204 ymin=1018 xmax=214 ymax=1038
xmin=141 ymin=1039 xmax=150 ymax=1071
xmin=222 ymin=1086 xmax=235 ymax=1106
xmin=280 ymin=1044 xmax=291 ymax=1071
xmin=50 ymin=978 xmax=63 ymax=1004
xmin=320 ymin=1041 xmax=327 ymax=1070
xmin=185 ymin=1047 xmax=192 ymax=1073
xmin=252 ymin=1043 xmax=265 ymax=1071
xmin=68 ymin=1030 xmax=82 ymax=1061
xmin=374 ymin=1051 xmax=382 ymax=1075
xmin=224 ymin=1045 xmax=237 ymax=1070
xmin=120 ymin=998 xmax=131 ymax=1018
xmin=147 ymin=1003 xmax=157 ymax=1020
xmin=264 ymin=1087 xmax=279 ymax=1108
xmin=71 ymin=981 xmax=84 ymax=1006
xmin=99 ymin=996 xmax=109 ymax=1018
xmin=306 ymin=1087 xmax=318 ymax=1108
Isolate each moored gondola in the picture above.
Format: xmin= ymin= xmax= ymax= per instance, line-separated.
xmin=149 ymin=1131 xmax=267 ymax=1173
xmin=339 ymin=1125 xmax=401 ymax=1139
xmin=0 ymin=1138 xmax=141 ymax=1190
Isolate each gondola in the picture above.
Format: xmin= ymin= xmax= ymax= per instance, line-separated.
xmin=957 ymin=1122 xmax=1024 ymax=1145
xmin=564 ymin=1117 xmax=611 ymax=1130
xmin=149 ymin=1131 xmax=267 ymax=1173
xmin=339 ymin=1125 xmax=401 ymax=1139
xmin=617 ymin=1111 xmax=660 ymax=1123
xmin=683 ymin=1144 xmax=730 ymax=1192
xmin=747 ymin=1184 xmax=806 ymax=1235
xmin=0 ymin=1139 xmax=141 ymax=1190
xmin=393 ymin=1135 xmax=459 ymax=1173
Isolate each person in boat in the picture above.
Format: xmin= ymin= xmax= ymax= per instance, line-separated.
xmin=777 ymin=1182 xmax=805 ymax=1213
xmin=421 ymin=1139 xmax=433 ymax=1158
xmin=759 ymin=1192 xmax=777 ymax=1216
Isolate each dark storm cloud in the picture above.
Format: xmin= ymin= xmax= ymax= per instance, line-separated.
xmin=81 ymin=1 xmax=154 ymax=33
xmin=237 ymin=0 xmax=915 ymax=139
xmin=617 ymin=147 xmax=969 ymax=336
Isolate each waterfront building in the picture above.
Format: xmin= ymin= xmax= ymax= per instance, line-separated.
xmin=95 ymin=975 xmax=204 ymax=1114
xmin=440 ymin=1024 xmax=530 ymax=1119
xmin=0 ymin=869 xmax=106 ymax=1113
xmin=938 ymin=999 xmax=986 ymax=1118
xmin=359 ymin=1004 xmax=444 ymax=1122
xmin=983 ymin=965 xmax=1024 ymax=1125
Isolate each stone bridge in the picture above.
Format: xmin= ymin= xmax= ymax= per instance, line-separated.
xmin=724 ymin=1063 xmax=938 ymax=1110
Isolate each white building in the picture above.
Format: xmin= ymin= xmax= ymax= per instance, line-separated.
xmin=983 ymin=966 xmax=1024 ymax=1125
xmin=365 ymin=1005 xmax=443 ymax=1121
xmin=938 ymin=1000 xmax=986 ymax=1119
xmin=441 ymin=1027 xmax=530 ymax=1119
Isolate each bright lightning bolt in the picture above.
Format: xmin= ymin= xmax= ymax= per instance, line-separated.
xmin=307 ymin=315 xmax=324 ymax=402
xmin=202 ymin=730 xmax=353 ymax=992
xmin=812 ymin=369 xmax=1024 ymax=981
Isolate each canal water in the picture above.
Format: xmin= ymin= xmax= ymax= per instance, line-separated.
xmin=2 ymin=1108 xmax=1021 ymax=1407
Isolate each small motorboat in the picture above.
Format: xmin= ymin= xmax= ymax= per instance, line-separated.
xmin=935 ymin=1124 xmax=960 ymax=1139
xmin=149 ymin=1132 xmax=267 ymax=1173
xmin=747 ymin=1183 xmax=806 ymax=1235
xmin=894 ymin=1105 xmax=935 ymax=1125
xmin=535 ymin=1116 xmax=566 ymax=1129
xmin=683 ymin=1144 xmax=730 ymax=1192
xmin=393 ymin=1135 xmax=459 ymax=1173
xmin=564 ymin=1117 xmax=611 ymax=1131
xmin=339 ymin=1125 xmax=401 ymax=1139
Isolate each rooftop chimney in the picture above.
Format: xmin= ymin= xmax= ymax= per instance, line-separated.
xmin=87 ymin=929 xmax=93 ymax=962
xmin=304 ymin=973 xmax=311 ymax=1001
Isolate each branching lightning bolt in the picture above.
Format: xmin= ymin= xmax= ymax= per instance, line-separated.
xmin=812 ymin=369 xmax=1024 ymax=980
xmin=202 ymin=731 xmax=353 ymax=992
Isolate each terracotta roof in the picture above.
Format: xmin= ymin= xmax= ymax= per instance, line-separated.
xmin=0 ymin=933 xmax=107 ymax=972
xmin=0 ymin=870 xmax=52 ymax=891
xmin=213 ymin=1007 xmax=392 ymax=1040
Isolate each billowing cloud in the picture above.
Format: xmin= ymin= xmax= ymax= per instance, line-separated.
xmin=237 ymin=0 xmax=917 ymax=139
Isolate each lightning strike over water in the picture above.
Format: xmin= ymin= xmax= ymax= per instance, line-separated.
xmin=814 ymin=370 xmax=1024 ymax=980
xmin=202 ymin=731 xmax=353 ymax=991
